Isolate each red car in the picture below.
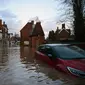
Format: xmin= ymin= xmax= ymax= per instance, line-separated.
xmin=35 ymin=44 xmax=85 ymax=78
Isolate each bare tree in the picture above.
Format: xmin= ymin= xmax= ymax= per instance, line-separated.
xmin=55 ymin=0 xmax=85 ymax=41
xmin=72 ymin=0 xmax=85 ymax=41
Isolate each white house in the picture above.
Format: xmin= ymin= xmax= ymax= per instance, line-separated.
xmin=0 ymin=19 xmax=9 ymax=45
xmin=0 ymin=29 xmax=2 ymax=40
xmin=0 ymin=20 xmax=3 ymax=41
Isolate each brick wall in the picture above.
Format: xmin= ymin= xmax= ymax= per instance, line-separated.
xmin=20 ymin=22 xmax=32 ymax=45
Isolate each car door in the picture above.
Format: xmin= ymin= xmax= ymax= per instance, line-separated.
xmin=43 ymin=46 xmax=57 ymax=67
xmin=35 ymin=45 xmax=48 ymax=61
xmin=36 ymin=45 xmax=57 ymax=67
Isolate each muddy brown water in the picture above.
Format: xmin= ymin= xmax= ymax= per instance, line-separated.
xmin=0 ymin=46 xmax=85 ymax=85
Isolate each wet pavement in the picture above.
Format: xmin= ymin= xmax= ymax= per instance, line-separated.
xmin=0 ymin=46 xmax=85 ymax=85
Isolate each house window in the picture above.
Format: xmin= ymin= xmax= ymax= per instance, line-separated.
xmin=24 ymin=41 xmax=29 ymax=45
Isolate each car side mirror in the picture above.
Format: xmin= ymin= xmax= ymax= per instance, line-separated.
xmin=48 ymin=54 xmax=54 ymax=60
xmin=48 ymin=54 xmax=52 ymax=57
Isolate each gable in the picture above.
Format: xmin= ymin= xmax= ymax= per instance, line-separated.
xmin=30 ymin=22 xmax=44 ymax=36
xmin=20 ymin=22 xmax=32 ymax=32
xmin=59 ymin=28 xmax=70 ymax=34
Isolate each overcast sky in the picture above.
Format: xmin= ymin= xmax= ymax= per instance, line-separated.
xmin=0 ymin=0 xmax=68 ymax=38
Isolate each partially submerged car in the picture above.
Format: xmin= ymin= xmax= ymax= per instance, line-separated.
xmin=35 ymin=44 xmax=85 ymax=78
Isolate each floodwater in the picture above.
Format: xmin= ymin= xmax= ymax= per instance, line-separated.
xmin=0 ymin=46 xmax=85 ymax=85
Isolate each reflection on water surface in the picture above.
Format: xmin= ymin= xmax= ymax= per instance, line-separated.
xmin=0 ymin=46 xmax=85 ymax=85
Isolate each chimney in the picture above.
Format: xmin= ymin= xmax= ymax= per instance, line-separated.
xmin=36 ymin=21 xmax=41 ymax=24
xmin=3 ymin=21 xmax=7 ymax=28
xmin=31 ymin=20 xmax=34 ymax=25
xmin=3 ymin=21 xmax=5 ymax=24
xmin=57 ymin=27 xmax=59 ymax=30
xmin=0 ymin=19 xmax=2 ymax=26
xmin=62 ymin=23 xmax=65 ymax=29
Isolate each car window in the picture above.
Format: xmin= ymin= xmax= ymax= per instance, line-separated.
xmin=45 ymin=46 xmax=57 ymax=59
xmin=38 ymin=46 xmax=46 ymax=53
xmin=45 ymin=46 xmax=52 ymax=54
xmin=53 ymin=46 xmax=85 ymax=59
xmin=68 ymin=45 xmax=85 ymax=55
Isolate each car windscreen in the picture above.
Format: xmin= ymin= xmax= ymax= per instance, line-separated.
xmin=53 ymin=45 xmax=85 ymax=59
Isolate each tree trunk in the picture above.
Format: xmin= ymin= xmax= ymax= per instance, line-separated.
xmin=73 ymin=0 xmax=85 ymax=41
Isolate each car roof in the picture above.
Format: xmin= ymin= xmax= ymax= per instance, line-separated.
xmin=40 ymin=44 xmax=70 ymax=47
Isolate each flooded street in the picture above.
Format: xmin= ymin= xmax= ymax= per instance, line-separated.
xmin=0 ymin=46 xmax=85 ymax=85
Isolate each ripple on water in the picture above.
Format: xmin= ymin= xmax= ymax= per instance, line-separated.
xmin=0 ymin=46 xmax=85 ymax=85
